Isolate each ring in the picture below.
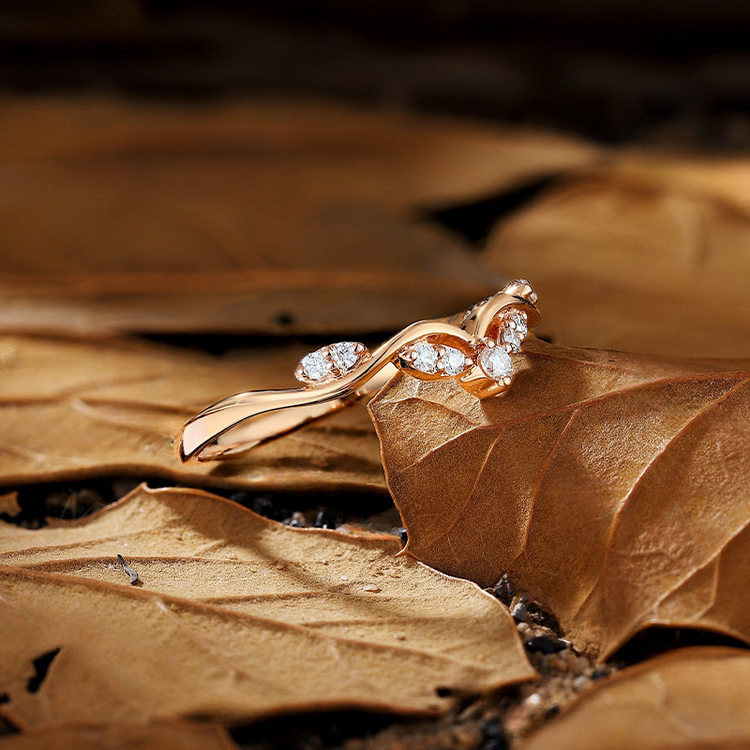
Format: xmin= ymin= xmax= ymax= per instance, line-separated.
xmin=178 ymin=279 xmax=539 ymax=463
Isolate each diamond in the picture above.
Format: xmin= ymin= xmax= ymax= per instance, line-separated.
xmin=498 ymin=310 xmax=528 ymax=353
xmin=511 ymin=312 xmax=528 ymax=338
xmin=479 ymin=346 xmax=513 ymax=381
xmin=502 ymin=327 xmax=523 ymax=352
xmin=330 ymin=341 xmax=361 ymax=373
xmin=298 ymin=350 xmax=333 ymax=383
xmin=440 ymin=346 xmax=469 ymax=376
xmin=411 ymin=343 xmax=439 ymax=373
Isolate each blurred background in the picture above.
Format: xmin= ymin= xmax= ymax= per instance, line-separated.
xmin=5 ymin=0 xmax=750 ymax=146
xmin=2 ymin=0 xmax=750 ymax=356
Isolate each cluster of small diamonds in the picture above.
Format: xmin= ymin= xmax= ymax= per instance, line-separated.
xmin=397 ymin=342 xmax=473 ymax=377
xmin=295 ymin=341 xmax=370 ymax=385
xmin=497 ymin=309 xmax=529 ymax=353
xmin=398 ymin=307 xmax=529 ymax=384
xmin=477 ymin=308 xmax=529 ymax=382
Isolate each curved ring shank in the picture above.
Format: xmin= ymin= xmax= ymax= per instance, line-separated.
xmin=179 ymin=290 xmax=539 ymax=463
xmin=180 ymin=365 xmax=397 ymax=462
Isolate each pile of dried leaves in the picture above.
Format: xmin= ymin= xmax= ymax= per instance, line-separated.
xmin=2 ymin=97 xmax=750 ymax=750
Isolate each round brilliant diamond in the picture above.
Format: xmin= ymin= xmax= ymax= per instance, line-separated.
xmin=479 ymin=346 xmax=513 ymax=381
xmin=511 ymin=312 xmax=528 ymax=338
xmin=299 ymin=351 xmax=332 ymax=382
xmin=331 ymin=341 xmax=360 ymax=373
xmin=412 ymin=344 xmax=438 ymax=373
xmin=411 ymin=343 xmax=439 ymax=373
xmin=502 ymin=327 xmax=522 ymax=352
xmin=440 ymin=346 xmax=468 ymax=376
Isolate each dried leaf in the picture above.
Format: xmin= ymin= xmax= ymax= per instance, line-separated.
xmin=0 ymin=334 xmax=383 ymax=492
xmin=483 ymin=158 xmax=750 ymax=357
xmin=0 ymin=722 xmax=237 ymax=750
xmin=369 ymin=338 xmax=750 ymax=658
xmin=521 ymin=647 xmax=750 ymax=750
xmin=0 ymin=97 xmax=599 ymax=336
xmin=611 ymin=152 xmax=750 ymax=215
xmin=0 ymin=486 xmax=534 ymax=729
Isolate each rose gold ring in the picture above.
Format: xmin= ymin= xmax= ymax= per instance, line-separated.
xmin=178 ymin=279 xmax=539 ymax=463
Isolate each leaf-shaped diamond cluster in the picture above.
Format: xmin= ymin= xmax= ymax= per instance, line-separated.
xmin=398 ymin=342 xmax=473 ymax=377
xmin=295 ymin=341 xmax=371 ymax=385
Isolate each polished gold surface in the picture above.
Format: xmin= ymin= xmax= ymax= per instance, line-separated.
xmin=179 ymin=280 xmax=539 ymax=462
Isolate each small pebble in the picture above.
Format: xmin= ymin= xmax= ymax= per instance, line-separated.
xmin=285 ymin=511 xmax=307 ymax=527
xmin=524 ymin=635 xmax=568 ymax=654
xmin=314 ymin=509 xmax=337 ymax=529
xmin=362 ymin=584 xmax=381 ymax=593
xmin=510 ymin=594 xmax=530 ymax=623
xmin=492 ymin=574 xmax=514 ymax=606
xmin=515 ymin=622 xmax=533 ymax=638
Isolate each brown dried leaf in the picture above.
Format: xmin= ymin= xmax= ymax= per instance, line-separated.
xmin=0 ymin=486 xmax=534 ymax=729
xmin=483 ymin=157 xmax=750 ymax=357
xmin=0 ymin=722 xmax=237 ymax=750
xmin=0 ymin=97 xmax=599 ymax=336
xmin=369 ymin=338 xmax=750 ymax=658
xmin=611 ymin=152 xmax=750 ymax=215
xmin=521 ymin=647 xmax=750 ymax=750
xmin=0 ymin=334 xmax=383 ymax=492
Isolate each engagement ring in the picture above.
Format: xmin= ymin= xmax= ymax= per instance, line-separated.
xmin=179 ymin=279 xmax=539 ymax=462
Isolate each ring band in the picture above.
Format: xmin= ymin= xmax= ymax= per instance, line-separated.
xmin=178 ymin=279 xmax=539 ymax=463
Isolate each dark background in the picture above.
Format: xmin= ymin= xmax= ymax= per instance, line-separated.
xmin=4 ymin=0 xmax=750 ymax=148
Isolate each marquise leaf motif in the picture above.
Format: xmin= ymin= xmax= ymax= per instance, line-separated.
xmin=397 ymin=339 xmax=475 ymax=378
xmin=295 ymin=341 xmax=370 ymax=385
